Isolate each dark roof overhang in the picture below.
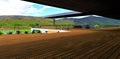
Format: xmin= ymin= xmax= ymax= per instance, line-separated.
xmin=23 ymin=0 xmax=120 ymax=19
xmin=44 ymin=11 xmax=92 ymax=18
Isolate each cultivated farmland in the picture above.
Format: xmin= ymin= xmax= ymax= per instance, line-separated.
xmin=0 ymin=19 xmax=73 ymax=30
xmin=0 ymin=28 xmax=119 ymax=59
xmin=0 ymin=17 xmax=73 ymax=34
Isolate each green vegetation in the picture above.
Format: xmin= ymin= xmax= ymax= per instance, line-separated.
xmin=0 ymin=29 xmax=43 ymax=35
xmin=0 ymin=29 xmax=31 ymax=34
xmin=0 ymin=19 xmax=74 ymax=30
xmin=0 ymin=31 xmax=3 ymax=35
xmin=24 ymin=31 xmax=29 ymax=34
xmin=7 ymin=31 xmax=13 ymax=35
xmin=0 ymin=18 xmax=73 ymax=35
xmin=32 ymin=30 xmax=41 ymax=34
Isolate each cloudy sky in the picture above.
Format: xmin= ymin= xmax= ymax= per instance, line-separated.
xmin=0 ymin=0 xmax=73 ymax=17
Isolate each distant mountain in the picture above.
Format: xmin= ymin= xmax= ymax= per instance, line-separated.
xmin=61 ymin=15 xmax=120 ymax=28
xmin=0 ymin=15 xmax=43 ymax=20
xmin=74 ymin=16 xmax=120 ymax=24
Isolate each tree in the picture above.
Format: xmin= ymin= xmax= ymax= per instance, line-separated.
xmin=35 ymin=23 xmax=39 ymax=27
xmin=13 ymin=24 xmax=22 ymax=30
xmin=0 ymin=24 xmax=3 ymax=28
xmin=29 ymin=24 xmax=35 ymax=27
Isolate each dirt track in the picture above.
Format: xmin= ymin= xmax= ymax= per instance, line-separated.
xmin=0 ymin=28 xmax=120 ymax=59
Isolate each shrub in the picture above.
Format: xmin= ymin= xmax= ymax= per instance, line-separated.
xmin=0 ymin=32 xmax=3 ymax=35
xmin=32 ymin=30 xmax=41 ymax=34
xmin=24 ymin=31 xmax=28 ymax=34
xmin=85 ymin=25 xmax=90 ymax=29
xmin=7 ymin=32 xmax=13 ymax=35
xmin=16 ymin=30 xmax=21 ymax=34
xmin=36 ymin=30 xmax=41 ymax=33
xmin=32 ymin=30 xmax=35 ymax=34
xmin=45 ymin=31 xmax=48 ymax=33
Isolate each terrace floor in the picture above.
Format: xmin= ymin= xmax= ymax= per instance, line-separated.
xmin=0 ymin=28 xmax=120 ymax=59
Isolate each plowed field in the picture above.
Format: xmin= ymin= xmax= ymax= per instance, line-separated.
xmin=0 ymin=28 xmax=120 ymax=59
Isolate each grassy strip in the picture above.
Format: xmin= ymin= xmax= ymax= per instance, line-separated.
xmin=0 ymin=29 xmax=31 ymax=34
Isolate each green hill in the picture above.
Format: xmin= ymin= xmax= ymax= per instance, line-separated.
xmin=61 ymin=15 xmax=120 ymax=28
xmin=0 ymin=15 xmax=73 ymax=30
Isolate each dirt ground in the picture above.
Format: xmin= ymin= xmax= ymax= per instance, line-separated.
xmin=0 ymin=28 xmax=120 ymax=59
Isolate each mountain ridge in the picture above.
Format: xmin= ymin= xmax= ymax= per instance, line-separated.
xmin=0 ymin=15 xmax=43 ymax=20
xmin=60 ymin=15 xmax=120 ymax=28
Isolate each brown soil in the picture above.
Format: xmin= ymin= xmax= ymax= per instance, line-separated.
xmin=0 ymin=28 xmax=120 ymax=59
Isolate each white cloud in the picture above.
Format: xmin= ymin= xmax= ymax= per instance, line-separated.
xmin=26 ymin=6 xmax=51 ymax=14
xmin=0 ymin=0 xmax=51 ymax=16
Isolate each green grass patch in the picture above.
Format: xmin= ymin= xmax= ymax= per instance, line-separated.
xmin=0 ymin=29 xmax=31 ymax=34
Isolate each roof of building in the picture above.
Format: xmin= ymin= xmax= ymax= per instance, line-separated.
xmin=23 ymin=0 xmax=120 ymax=19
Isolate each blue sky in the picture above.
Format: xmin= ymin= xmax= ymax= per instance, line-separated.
xmin=0 ymin=0 xmax=73 ymax=17
xmin=31 ymin=4 xmax=74 ymax=16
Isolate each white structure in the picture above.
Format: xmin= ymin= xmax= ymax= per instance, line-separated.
xmin=31 ymin=28 xmax=70 ymax=33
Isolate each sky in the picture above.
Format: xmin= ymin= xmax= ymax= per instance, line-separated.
xmin=0 ymin=0 xmax=73 ymax=17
